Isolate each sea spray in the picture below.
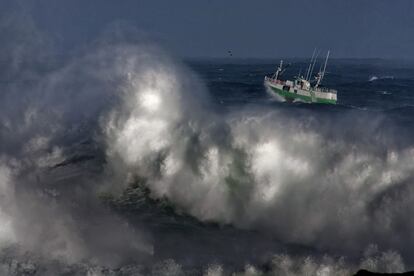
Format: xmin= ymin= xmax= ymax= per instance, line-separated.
xmin=0 ymin=11 xmax=412 ymax=270
xmin=0 ymin=33 xmax=155 ymax=265
xmin=103 ymin=45 xmax=414 ymax=263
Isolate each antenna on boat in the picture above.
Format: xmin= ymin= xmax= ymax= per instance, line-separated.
xmin=308 ymin=50 xmax=320 ymax=81
xmin=272 ymin=60 xmax=283 ymax=80
xmin=305 ymin=48 xmax=316 ymax=81
xmin=322 ymin=50 xmax=330 ymax=78
xmin=315 ymin=50 xmax=330 ymax=88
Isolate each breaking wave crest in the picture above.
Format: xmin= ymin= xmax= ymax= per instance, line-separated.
xmin=103 ymin=45 xmax=414 ymax=264
xmin=0 ymin=12 xmax=413 ymax=272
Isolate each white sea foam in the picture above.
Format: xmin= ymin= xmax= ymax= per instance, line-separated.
xmin=369 ymin=75 xmax=394 ymax=82
xmin=0 ymin=164 xmax=16 ymax=248
xmin=102 ymin=46 xmax=414 ymax=265
xmin=0 ymin=11 xmax=413 ymax=269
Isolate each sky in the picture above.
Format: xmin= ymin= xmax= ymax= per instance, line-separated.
xmin=3 ymin=0 xmax=414 ymax=58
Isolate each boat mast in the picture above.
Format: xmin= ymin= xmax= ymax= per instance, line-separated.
xmin=308 ymin=50 xmax=320 ymax=82
xmin=305 ymin=48 xmax=316 ymax=81
xmin=272 ymin=60 xmax=283 ymax=80
xmin=315 ymin=50 xmax=330 ymax=88
xmin=322 ymin=50 xmax=330 ymax=79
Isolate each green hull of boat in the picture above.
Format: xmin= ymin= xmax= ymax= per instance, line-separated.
xmin=269 ymin=85 xmax=337 ymax=105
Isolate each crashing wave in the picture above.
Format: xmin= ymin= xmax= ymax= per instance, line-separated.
xmin=101 ymin=44 xmax=414 ymax=266
xmin=1 ymin=14 xmax=414 ymax=270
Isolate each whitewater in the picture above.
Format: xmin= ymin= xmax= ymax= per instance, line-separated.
xmin=1 ymin=18 xmax=414 ymax=275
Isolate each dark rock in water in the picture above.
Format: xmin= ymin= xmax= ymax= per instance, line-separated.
xmin=354 ymin=269 xmax=414 ymax=275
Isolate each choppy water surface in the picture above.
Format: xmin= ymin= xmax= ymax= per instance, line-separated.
xmin=1 ymin=47 xmax=414 ymax=275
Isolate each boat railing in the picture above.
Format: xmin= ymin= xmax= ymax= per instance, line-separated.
xmin=314 ymin=87 xmax=337 ymax=94
xmin=265 ymin=76 xmax=285 ymax=85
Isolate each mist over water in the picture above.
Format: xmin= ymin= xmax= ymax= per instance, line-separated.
xmin=106 ymin=50 xmax=414 ymax=262
xmin=1 ymin=10 xmax=414 ymax=275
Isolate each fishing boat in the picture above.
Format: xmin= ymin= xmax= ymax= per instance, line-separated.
xmin=264 ymin=51 xmax=337 ymax=104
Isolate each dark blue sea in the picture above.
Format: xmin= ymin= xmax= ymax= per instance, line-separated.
xmin=1 ymin=55 xmax=414 ymax=275
xmin=191 ymin=58 xmax=414 ymax=109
